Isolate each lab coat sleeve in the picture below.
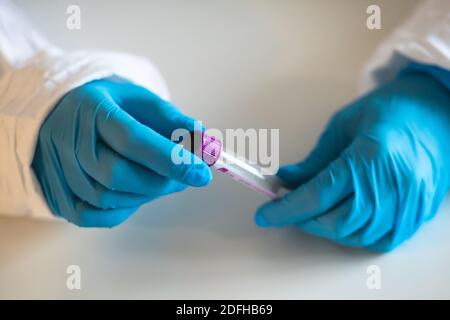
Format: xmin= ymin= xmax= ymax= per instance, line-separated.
xmin=360 ymin=0 xmax=450 ymax=92
xmin=0 ymin=0 xmax=170 ymax=219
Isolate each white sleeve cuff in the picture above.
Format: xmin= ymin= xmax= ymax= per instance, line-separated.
xmin=359 ymin=0 xmax=450 ymax=93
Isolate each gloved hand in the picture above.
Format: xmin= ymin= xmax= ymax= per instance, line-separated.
xmin=32 ymin=79 xmax=211 ymax=228
xmin=256 ymin=71 xmax=450 ymax=252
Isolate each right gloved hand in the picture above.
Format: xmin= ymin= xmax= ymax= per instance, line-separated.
xmin=32 ymin=79 xmax=211 ymax=228
xmin=255 ymin=71 xmax=450 ymax=252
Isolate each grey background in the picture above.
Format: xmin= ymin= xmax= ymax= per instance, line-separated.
xmin=3 ymin=0 xmax=449 ymax=299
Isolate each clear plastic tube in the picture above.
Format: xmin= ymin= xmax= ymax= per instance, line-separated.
xmin=183 ymin=131 xmax=288 ymax=199
xmin=213 ymin=149 xmax=287 ymax=199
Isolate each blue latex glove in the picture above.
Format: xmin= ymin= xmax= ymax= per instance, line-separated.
xmin=256 ymin=71 xmax=450 ymax=252
xmin=32 ymin=79 xmax=211 ymax=228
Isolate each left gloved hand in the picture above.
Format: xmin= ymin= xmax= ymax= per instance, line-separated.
xmin=255 ymin=71 xmax=450 ymax=252
xmin=32 ymin=79 xmax=211 ymax=228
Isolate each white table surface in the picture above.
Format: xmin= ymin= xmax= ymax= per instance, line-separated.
xmin=3 ymin=0 xmax=450 ymax=299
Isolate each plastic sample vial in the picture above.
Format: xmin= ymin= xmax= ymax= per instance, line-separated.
xmin=183 ymin=131 xmax=288 ymax=199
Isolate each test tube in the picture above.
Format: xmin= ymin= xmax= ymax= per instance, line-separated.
xmin=183 ymin=131 xmax=288 ymax=199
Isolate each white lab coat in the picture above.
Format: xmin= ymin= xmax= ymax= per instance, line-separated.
xmin=360 ymin=0 xmax=450 ymax=92
xmin=0 ymin=0 xmax=449 ymax=220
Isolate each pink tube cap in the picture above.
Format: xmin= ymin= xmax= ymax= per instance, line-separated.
xmin=201 ymin=133 xmax=222 ymax=166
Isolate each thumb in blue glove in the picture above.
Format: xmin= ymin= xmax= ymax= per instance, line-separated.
xmin=256 ymin=70 xmax=450 ymax=252
xmin=33 ymin=79 xmax=211 ymax=228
